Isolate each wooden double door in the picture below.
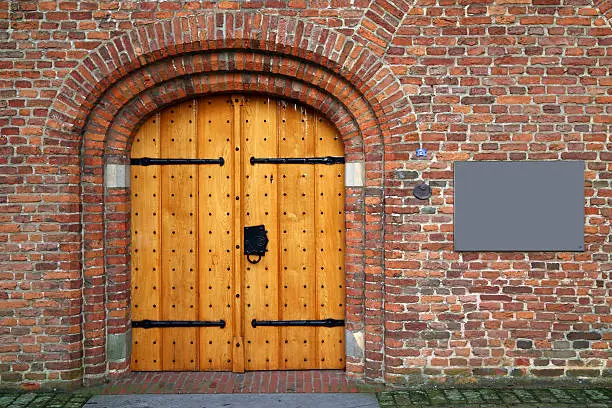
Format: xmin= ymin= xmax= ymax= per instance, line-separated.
xmin=130 ymin=95 xmax=346 ymax=372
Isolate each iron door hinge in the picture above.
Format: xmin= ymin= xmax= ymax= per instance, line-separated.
xmin=130 ymin=157 xmax=225 ymax=166
xmin=132 ymin=319 xmax=226 ymax=329
xmin=250 ymin=156 xmax=344 ymax=165
xmin=251 ymin=318 xmax=344 ymax=328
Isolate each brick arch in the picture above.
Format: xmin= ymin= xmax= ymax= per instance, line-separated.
xmin=592 ymin=0 xmax=612 ymax=22
xmin=106 ymin=74 xmax=360 ymax=160
xmin=85 ymin=51 xmax=380 ymax=162
xmin=47 ymin=11 xmax=413 ymax=146
xmin=62 ymin=12 xmax=415 ymax=385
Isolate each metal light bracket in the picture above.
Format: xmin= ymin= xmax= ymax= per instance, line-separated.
xmin=413 ymin=183 xmax=432 ymax=200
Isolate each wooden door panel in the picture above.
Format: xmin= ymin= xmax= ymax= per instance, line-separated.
xmin=242 ymin=96 xmax=280 ymax=370
xmin=197 ymin=97 xmax=234 ymax=370
xmin=131 ymin=115 xmax=162 ymax=371
xmin=130 ymin=95 xmax=345 ymax=372
xmin=160 ymin=101 xmax=198 ymax=370
xmin=278 ymin=104 xmax=317 ymax=369
xmin=315 ymin=118 xmax=346 ymax=369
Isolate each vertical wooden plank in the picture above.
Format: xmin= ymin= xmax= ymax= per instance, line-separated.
xmin=130 ymin=114 xmax=162 ymax=371
xmin=278 ymin=101 xmax=317 ymax=369
xmin=243 ymin=96 xmax=280 ymax=370
xmin=197 ymin=96 xmax=234 ymax=371
xmin=160 ymin=100 xmax=198 ymax=370
xmin=315 ymin=114 xmax=346 ymax=369
xmin=231 ymin=95 xmax=245 ymax=373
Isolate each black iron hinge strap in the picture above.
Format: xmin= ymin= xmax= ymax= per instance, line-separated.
xmin=250 ymin=156 xmax=344 ymax=165
xmin=131 ymin=157 xmax=224 ymax=166
xmin=251 ymin=318 xmax=344 ymax=328
xmin=133 ymin=319 xmax=226 ymax=329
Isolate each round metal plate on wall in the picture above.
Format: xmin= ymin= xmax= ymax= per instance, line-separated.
xmin=413 ymin=183 xmax=432 ymax=200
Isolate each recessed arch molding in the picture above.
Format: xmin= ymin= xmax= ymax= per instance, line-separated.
xmin=45 ymin=10 xmax=417 ymax=386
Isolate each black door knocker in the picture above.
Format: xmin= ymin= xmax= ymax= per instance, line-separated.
xmin=244 ymin=225 xmax=269 ymax=264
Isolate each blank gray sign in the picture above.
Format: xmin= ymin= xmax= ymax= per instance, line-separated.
xmin=454 ymin=161 xmax=584 ymax=251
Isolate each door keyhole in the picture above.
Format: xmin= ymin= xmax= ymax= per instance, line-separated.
xmin=270 ymin=174 xmax=274 ymax=183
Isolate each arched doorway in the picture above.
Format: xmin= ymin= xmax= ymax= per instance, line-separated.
xmin=130 ymin=94 xmax=346 ymax=372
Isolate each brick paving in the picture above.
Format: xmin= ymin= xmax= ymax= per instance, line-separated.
xmin=90 ymin=370 xmax=376 ymax=394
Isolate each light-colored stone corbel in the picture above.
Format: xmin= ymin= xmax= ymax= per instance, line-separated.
xmin=345 ymin=161 xmax=365 ymax=187
xmin=105 ymin=163 xmax=130 ymax=188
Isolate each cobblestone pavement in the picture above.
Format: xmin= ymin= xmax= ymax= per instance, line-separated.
xmin=0 ymin=392 xmax=90 ymax=408
xmin=378 ymin=388 xmax=612 ymax=408
xmin=1 ymin=388 xmax=612 ymax=407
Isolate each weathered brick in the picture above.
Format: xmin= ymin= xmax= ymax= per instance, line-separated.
xmin=532 ymin=369 xmax=566 ymax=377
xmin=517 ymin=340 xmax=533 ymax=349
xmin=567 ymin=331 xmax=602 ymax=341
xmin=566 ymin=369 xmax=601 ymax=377
xmin=461 ymin=96 xmax=495 ymax=105
xmin=572 ymin=341 xmax=591 ymax=349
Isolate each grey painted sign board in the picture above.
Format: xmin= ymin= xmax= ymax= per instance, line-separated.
xmin=454 ymin=161 xmax=584 ymax=251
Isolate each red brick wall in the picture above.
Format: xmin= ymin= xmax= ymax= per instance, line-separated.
xmin=0 ymin=0 xmax=610 ymax=390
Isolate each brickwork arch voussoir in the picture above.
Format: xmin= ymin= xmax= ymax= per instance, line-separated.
xmin=84 ymin=52 xmax=376 ymax=160
xmin=48 ymin=10 xmax=412 ymax=152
